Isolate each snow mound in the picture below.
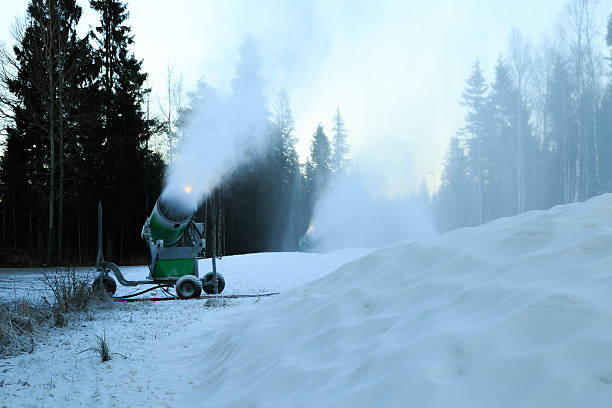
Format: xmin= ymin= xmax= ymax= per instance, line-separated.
xmin=181 ymin=194 xmax=612 ymax=407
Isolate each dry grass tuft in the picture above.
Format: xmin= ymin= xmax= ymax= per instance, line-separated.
xmin=0 ymin=299 xmax=47 ymax=358
xmin=95 ymin=333 xmax=112 ymax=362
xmin=2 ymin=268 xmax=115 ymax=359
xmin=40 ymin=267 xmax=93 ymax=315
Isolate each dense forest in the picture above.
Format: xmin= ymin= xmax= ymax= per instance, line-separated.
xmin=0 ymin=0 xmax=349 ymax=266
xmin=435 ymin=2 xmax=612 ymax=232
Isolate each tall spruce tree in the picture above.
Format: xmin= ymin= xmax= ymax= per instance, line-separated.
xmin=270 ymin=90 xmax=298 ymax=188
xmin=487 ymin=57 xmax=517 ymax=218
xmin=436 ymin=137 xmax=473 ymax=231
xmin=269 ymin=90 xmax=301 ymax=250
xmin=54 ymin=0 xmax=92 ymax=264
xmin=331 ymin=107 xmax=349 ymax=176
xmin=460 ymin=58 xmax=488 ymax=225
xmin=89 ymin=0 xmax=162 ymax=263
xmin=307 ymin=124 xmax=332 ymax=202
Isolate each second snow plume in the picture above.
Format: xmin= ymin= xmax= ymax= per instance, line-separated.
xmin=163 ymin=44 xmax=268 ymax=213
xmin=307 ymin=170 xmax=435 ymax=251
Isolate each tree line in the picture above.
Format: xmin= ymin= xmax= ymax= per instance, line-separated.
xmin=435 ymin=1 xmax=612 ymax=232
xmin=0 ymin=0 xmax=349 ymax=266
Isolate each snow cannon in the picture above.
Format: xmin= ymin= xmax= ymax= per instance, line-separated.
xmin=141 ymin=192 xmax=202 ymax=280
xmin=93 ymin=188 xmax=225 ymax=299
xmin=139 ymin=191 xmax=225 ymax=297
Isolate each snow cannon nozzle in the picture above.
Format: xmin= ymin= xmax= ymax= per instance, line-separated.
xmin=157 ymin=192 xmax=194 ymax=224
xmin=142 ymin=192 xmax=197 ymax=248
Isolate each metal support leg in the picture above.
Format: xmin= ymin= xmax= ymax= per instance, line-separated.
xmin=96 ymin=201 xmax=107 ymax=293
xmin=212 ymin=256 xmax=218 ymax=295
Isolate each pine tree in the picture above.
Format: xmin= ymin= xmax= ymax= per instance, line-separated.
xmin=488 ymin=57 xmax=518 ymax=217
xmin=331 ymin=107 xmax=349 ymax=176
xmin=460 ymin=58 xmax=488 ymax=225
xmin=270 ymin=89 xmax=298 ymax=186
xmin=436 ymin=137 xmax=473 ymax=231
xmin=54 ymin=0 xmax=91 ymax=264
xmin=307 ymin=124 xmax=332 ymax=201
xmin=89 ymin=0 xmax=162 ymax=263
xmin=269 ymin=90 xmax=301 ymax=250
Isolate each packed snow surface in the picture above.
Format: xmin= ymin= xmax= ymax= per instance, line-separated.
xmin=174 ymin=194 xmax=612 ymax=407
xmin=4 ymin=194 xmax=612 ymax=407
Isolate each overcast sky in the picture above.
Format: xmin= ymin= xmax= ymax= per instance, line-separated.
xmin=2 ymin=0 xmax=611 ymax=196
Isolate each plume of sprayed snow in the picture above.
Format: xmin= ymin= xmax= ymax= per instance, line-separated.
xmin=163 ymin=41 xmax=268 ymax=213
xmin=308 ymin=170 xmax=435 ymax=251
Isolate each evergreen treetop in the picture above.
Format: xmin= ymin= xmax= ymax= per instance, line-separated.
xmin=331 ymin=107 xmax=349 ymax=175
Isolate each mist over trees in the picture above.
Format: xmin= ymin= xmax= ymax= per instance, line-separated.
xmin=195 ymin=52 xmax=350 ymax=256
xmin=435 ymin=0 xmax=612 ymax=232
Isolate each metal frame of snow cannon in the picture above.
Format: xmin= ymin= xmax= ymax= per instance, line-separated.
xmin=94 ymin=198 xmax=223 ymax=298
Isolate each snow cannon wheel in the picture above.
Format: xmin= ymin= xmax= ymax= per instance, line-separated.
xmin=202 ymin=272 xmax=225 ymax=295
xmin=175 ymin=275 xmax=202 ymax=299
xmin=92 ymin=275 xmax=117 ymax=296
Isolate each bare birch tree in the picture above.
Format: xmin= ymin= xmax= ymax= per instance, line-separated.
xmin=508 ymin=29 xmax=532 ymax=214
xmin=160 ymin=61 xmax=184 ymax=163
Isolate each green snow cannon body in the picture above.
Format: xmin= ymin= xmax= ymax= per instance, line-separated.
xmin=141 ymin=193 xmax=204 ymax=280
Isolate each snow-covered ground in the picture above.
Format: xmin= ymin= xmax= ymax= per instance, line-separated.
xmin=0 ymin=249 xmax=372 ymax=407
xmin=4 ymin=194 xmax=612 ymax=407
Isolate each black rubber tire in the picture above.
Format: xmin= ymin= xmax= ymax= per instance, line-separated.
xmin=176 ymin=275 xmax=202 ymax=298
xmin=92 ymin=275 xmax=117 ymax=296
xmin=202 ymin=272 xmax=225 ymax=295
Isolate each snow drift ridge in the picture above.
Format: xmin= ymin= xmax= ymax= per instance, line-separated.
xmin=180 ymin=194 xmax=612 ymax=407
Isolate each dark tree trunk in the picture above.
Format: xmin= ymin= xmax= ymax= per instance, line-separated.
xmin=46 ymin=0 xmax=56 ymax=265
xmin=57 ymin=38 xmax=65 ymax=265
xmin=11 ymin=182 xmax=16 ymax=249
